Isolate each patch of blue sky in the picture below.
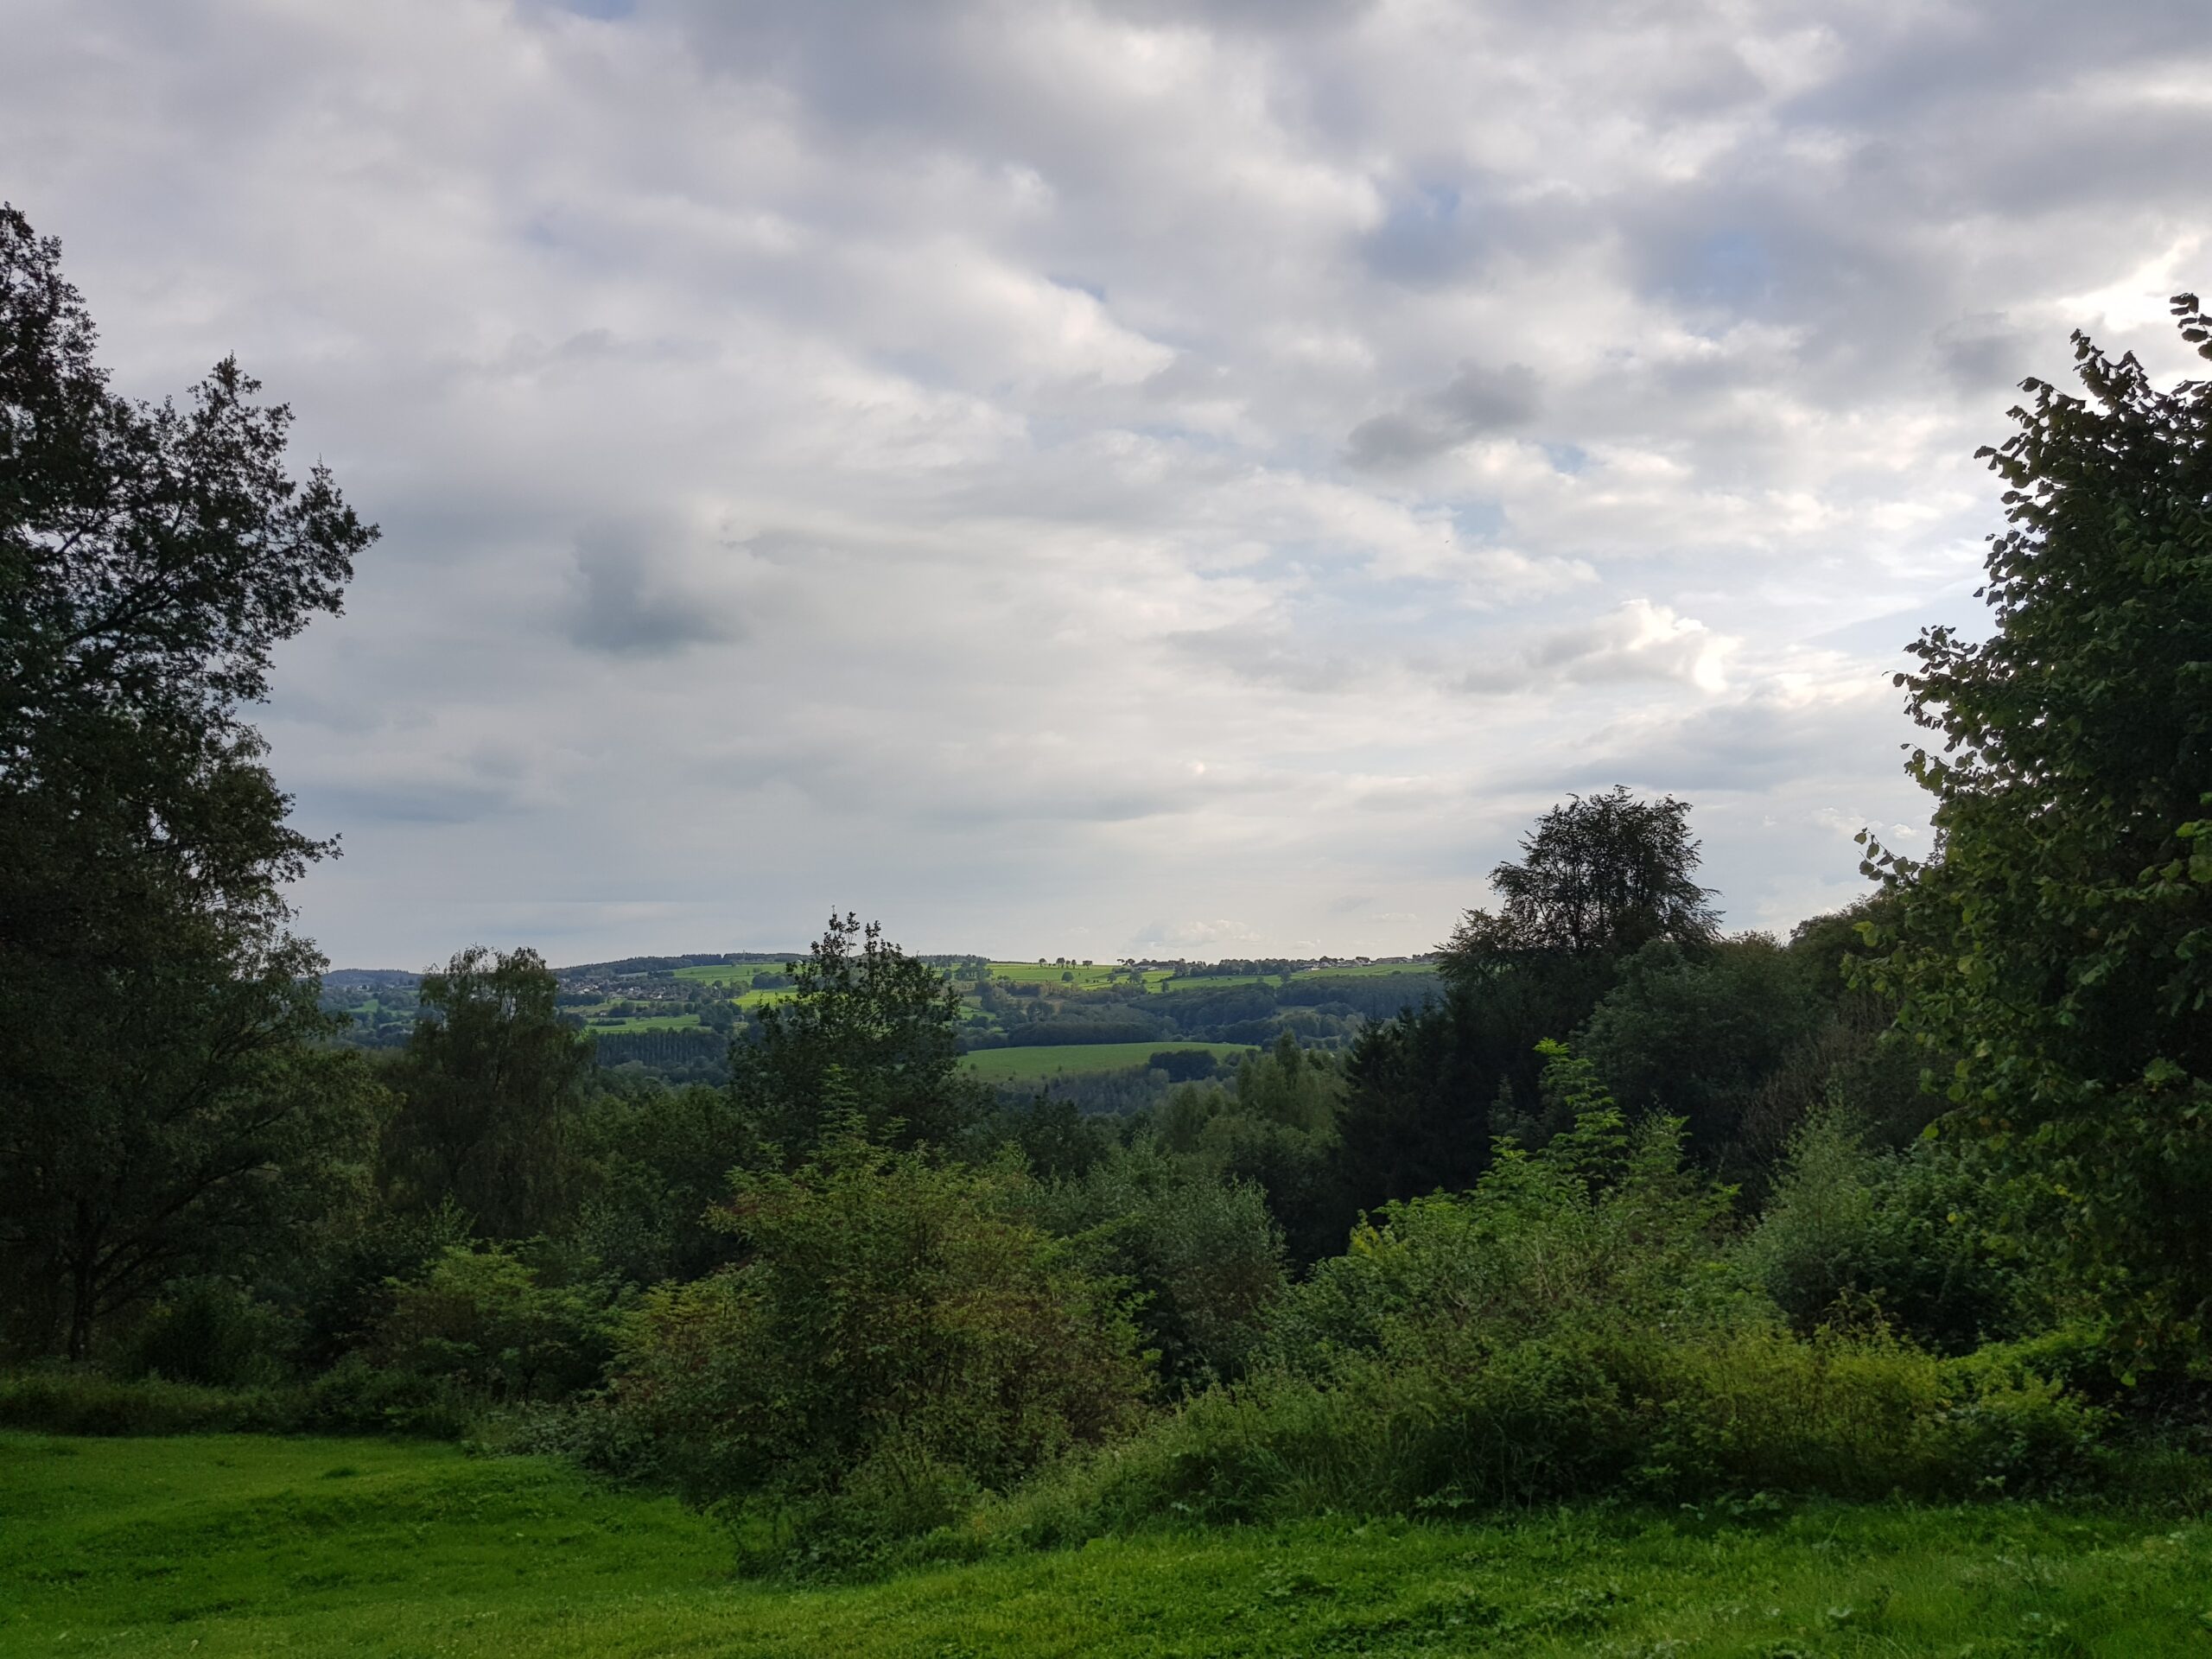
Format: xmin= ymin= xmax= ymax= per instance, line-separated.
xmin=1360 ymin=179 xmax=1471 ymax=287
xmin=1449 ymin=499 xmax=1508 ymax=539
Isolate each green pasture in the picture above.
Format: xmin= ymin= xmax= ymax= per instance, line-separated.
xmin=985 ymin=961 xmax=1131 ymax=988
xmin=6 ymin=1432 xmax=2208 ymax=1657
xmin=960 ymin=1040 xmax=1256 ymax=1081
xmin=1159 ymin=972 xmax=1281 ymax=992
xmin=584 ymin=1013 xmax=702 ymax=1033
xmin=671 ymin=963 xmax=791 ymax=988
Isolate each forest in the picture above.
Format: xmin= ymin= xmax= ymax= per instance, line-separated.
xmin=4 ymin=203 xmax=2212 ymax=1650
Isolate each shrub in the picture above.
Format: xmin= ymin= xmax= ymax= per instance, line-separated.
xmin=125 ymin=1278 xmax=298 ymax=1388
xmin=0 ymin=1358 xmax=480 ymax=1440
xmin=1031 ymin=1142 xmax=1286 ymax=1394
xmin=600 ymin=1132 xmax=1147 ymax=1567
xmin=1738 ymin=1109 xmax=2018 ymax=1351
xmin=372 ymin=1243 xmax=622 ymax=1402
xmin=980 ymin=1044 xmax=2103 ymax=1548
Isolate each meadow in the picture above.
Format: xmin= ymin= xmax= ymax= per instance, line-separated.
xmin=5 ymin=1432 xmax=2207 ymax=1657
xmin=958 ymin=1039 xmax=1257 ymax=1082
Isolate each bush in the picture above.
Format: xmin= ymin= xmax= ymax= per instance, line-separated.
xmin=598 ymin=1132 xmax=1147 ymax=1568
xmin=372 ymin=1243 xmax=622 ymax=1402
xmin=979 ymin=1044 xmax=2104 ymax=1548
xmin=125 ymin=1278 xmax=298 ymax=1388
xmin=1738 ymin=1109 xmax=2018 ymax=1351
xmin=0 ymin=1368 xmax=281 ymax=1435
xmin=0 ymin=1357 xmax=480 ymax=1440
xmin=1031 ymin=1142 xmax=1286 ymax=1394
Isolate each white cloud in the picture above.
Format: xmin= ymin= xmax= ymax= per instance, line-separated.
xmin=5 ymin=0 xmax=2202 ymax=962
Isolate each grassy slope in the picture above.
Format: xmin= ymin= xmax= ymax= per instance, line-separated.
xmin=5 ymin=1433 xmax=2209 ymax=1657
xmin=960 ymin=1040 xmax=1257 ymax=1081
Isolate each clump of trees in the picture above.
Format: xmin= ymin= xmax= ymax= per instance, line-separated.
xmin=5 ymin=207 xmax=2210 ymax=1577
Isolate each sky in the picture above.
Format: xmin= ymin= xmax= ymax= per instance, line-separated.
xmin=6 ymin=1 xmax=2208 ymax=968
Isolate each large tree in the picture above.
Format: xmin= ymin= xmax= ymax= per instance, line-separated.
xmin=1442 ymin=785 xmax=1720 ymax=970
xmin=1338 ymin=790 xmax=1719 ymax=1212
xmin=729 ymin=913 xmax=987 ymax=1165
xmin=0 ymin=206 xmax=378 ymax=1357
xmin=1858 ymin=295 xmax=2212 ymax=1350
xmin=378 ymin=946 xmax=594 ymax=1238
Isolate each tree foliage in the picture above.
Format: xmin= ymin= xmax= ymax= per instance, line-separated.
xmin=379 ymin=946 xmax=594 ymax=1238
xmin=606 ymin=1134 xmax=1146 ymax=1562
xmin=0 ymin=206 xmax=378 ymax=1358
xmin=1858 ymin=295 xmax=2212 ymax=1349
xmin=729 ymin=913 xmax=986 ymax=1164
xmin=1443 ymin=785 xmax=1720 ymax=971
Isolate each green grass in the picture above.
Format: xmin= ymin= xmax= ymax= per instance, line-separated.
xmin=987 ymin=962 xmax=1131 ymax=989
xmin=1159 ymin=972 xmax=1280 ymax=992
xmin=585 ymin=1013 xmax=703 ymax=1033
xmin=672 ymin=963 xmax=792 ymax=988
xmin=4 ymin=1432 xmax=2209 ymax=1656
xmin=960 ymin=1041 xmax=1257 ymax=1082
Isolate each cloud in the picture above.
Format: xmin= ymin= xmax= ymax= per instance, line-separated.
xmin=568 ymin=528 xmax=744 ymax=656
xmin=1345 ymin=360 xmax=1541 ymax=468
xmin=1131 ymin=918 xmax=1264 ymax=949
xmin=1460 ymin=600 xmax=1733 ymax=695
xmin=3 ymin=0 xmax=2201 ymax=963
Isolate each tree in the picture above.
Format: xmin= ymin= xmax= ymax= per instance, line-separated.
xmin=1336 ymin=789 xmax=1720 ymax=1217
xmin=0 ymin=206 xmax=378 ymax=1357
xmin=1573 ymin=934 xmax=1821 ymax=1171
xmin=379 ymin=946 xmax=594 ymax=1239
xmin=1858 ymin=295 xmax=2212 ymax=1349
xmin=1443 ymin=785 xmax=1719 ymax=970
xmin=728 ymin=913 xmax=986 ymax=1164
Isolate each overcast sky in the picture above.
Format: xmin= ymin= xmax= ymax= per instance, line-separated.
xmin=8 ymin=1 xmax=2208 ymax=967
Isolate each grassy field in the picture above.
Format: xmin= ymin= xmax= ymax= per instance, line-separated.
xmin=586 ymin=1013 xmax=704 ymax=1033
xmin=5 ymin=1432 xmax=2209 ymax=1656
xmin=672 ymin=963 xmax=791 ymax=988
xmin=960 ymin=1040 xmax=1257 ymax=1082
xmin=986 ymin=962 xmax=1130 ymax=989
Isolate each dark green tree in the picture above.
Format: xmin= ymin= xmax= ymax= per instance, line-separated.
xmin=729 ymin=913 xmax=987 ymax=1165
xmin=1574 ymin=934 xmax=1821 ymax=1171
xmin=1857 ymin=295 xmax=2212 ymax=1349
xmin=379 ymin=946 xmax=594 ymax=1238
xmin=0 ymin=206 xmax=379 ymax=1357
xmin=1338 ymin=790 xmax=1720 ymax=1216
xmin=1443 ymin=785 xmax=1720 ymax=969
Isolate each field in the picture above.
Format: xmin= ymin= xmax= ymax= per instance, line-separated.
xmin=5 ymin=1432 xmax=2209 ymax=1656
xmin=985 ymin=961 xmax=1134 ymax=988
xmin=585 ymin=1013 xmax=704 ymax=1033
xmin=672 ymin=963 xmax=791 ymax=988
xmin=1159 ymin=972 xmax=1281 ymax=992
xmin=960 ymin=1040 xmax=1257 ymax=1082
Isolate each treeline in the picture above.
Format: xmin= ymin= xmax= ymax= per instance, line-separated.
xmin=5 ymin=207 xmax=2211 ymax=1578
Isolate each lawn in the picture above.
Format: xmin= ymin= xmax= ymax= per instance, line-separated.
xmin=4 ymin=1432 xmax=2208 ymax=1656
xmin=960 ymin=1040 xmax=1257 ymax=1082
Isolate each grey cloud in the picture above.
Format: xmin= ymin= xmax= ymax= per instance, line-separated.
xmin=568 ymin=532 xmax=742 ymax=657
xmin=1345 ymin=361 xmax=1539 ymax=468
xmin=1933 ymin=315 xmax=2037 ymax=395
